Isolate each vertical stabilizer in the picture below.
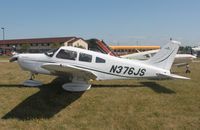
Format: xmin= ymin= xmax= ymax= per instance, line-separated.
xmin=146 ymin=40 xmax=181 ymax=70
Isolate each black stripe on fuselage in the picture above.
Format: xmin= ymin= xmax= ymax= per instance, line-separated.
xmin=23 ymin=59 xmax=144 ymax=78
xmin=74 ymin=65 xmax=142 ymax=78
xmin=22 ymin=59 xmax=56 ymax=63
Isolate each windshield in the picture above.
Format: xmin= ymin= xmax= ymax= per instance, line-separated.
xmin=44 ymin=48 xmax=58 ymax=57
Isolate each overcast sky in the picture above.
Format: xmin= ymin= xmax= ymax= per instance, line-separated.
xmin=0 ymin=0 xmax=200 ymax=46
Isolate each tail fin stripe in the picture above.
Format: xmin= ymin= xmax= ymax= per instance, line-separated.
xmin=154 ymin=48 xmax=176 ymax=63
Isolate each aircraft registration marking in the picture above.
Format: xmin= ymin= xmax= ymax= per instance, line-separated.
xmin=109 ymin=65 xmax=146 ymax=76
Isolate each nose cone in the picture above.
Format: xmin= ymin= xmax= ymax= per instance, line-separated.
xmin=9 ymin=54 xmax=19 ymax=62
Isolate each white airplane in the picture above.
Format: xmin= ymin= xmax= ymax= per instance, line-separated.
xmin=10 ymin=40 xmax=189 ymax=92
xmin=121 ymin=49 xmax=196 ymax=67
xmin=192 ymin=46 xmax=200 ymax=52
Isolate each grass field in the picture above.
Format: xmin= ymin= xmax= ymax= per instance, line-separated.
xmin=0 ymin=57 xmax=200 ymax=130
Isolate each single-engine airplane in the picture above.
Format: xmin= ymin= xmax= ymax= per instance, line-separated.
xmin=10 ymin=40 xmax=189 ymax=92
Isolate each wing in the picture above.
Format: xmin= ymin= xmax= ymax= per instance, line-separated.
xmin=121 ymin=49 xmax=159 ymax=60
xmin=156 ymin=73 xmax=190 ymax=80
xmin=41 ymin=63 xmax=97 ymax=80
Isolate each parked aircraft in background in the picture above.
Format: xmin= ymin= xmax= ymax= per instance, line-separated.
xmin=10 ymin=40 xmax=189 ymax=92
xmin=121 ymin=49 xmax=196 ymax=67
xmin=192 ymin=46 xmax=200 ymax=52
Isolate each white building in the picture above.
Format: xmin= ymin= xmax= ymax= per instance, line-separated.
xmin=64 ymin=38 xmax=88 ymax=49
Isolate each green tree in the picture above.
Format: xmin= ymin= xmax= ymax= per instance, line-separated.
xmin=21 ymin=43 xmax=31 ymax=53
xmin=179 ymin=46 xmax=192 ymax=54
xmin=50 ymin=42 xmax=61 ymax=49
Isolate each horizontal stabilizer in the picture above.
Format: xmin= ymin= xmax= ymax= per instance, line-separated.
xmin=156 ymin=73 xmax=190 ymax=80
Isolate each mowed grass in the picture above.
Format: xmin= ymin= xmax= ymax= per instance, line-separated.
xmin=0 ymin=58 xmax=200 ymax=130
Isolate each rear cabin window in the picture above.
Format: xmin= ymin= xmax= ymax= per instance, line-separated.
xmin=79 ymin=53 xmax=92 ymax=62
xmin=96 ymin=57 xmax=106 ymax=63
xmin=56 ymin=49 xmax=77 ymax=60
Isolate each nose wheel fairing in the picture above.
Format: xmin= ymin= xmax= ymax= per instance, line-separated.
xmin=23 ymin=73 xmax=43 ymax=87
xmin=23 ymin=79 xmax=43 ymax=87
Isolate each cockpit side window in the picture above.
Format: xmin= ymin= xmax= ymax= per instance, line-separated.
xmin=79 ymin=53 xmax=92 ymax=62
xmin=44 ymin=48 xmax=58 ymax=57
xmin=96 ymin=57 xmax=106 ymax=63
xmin=56 ymin=49 xmax=77 ymax=60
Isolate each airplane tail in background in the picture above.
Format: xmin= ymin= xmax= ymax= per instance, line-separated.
xmin=145 ymin=40 xmax=181 ymax=70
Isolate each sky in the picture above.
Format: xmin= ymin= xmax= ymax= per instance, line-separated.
xmin=0 ymin=0 xmax=200 ymax=46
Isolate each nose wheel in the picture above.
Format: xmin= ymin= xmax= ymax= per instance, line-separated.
xmin=23 ymin=73 xmax=43 ymax=87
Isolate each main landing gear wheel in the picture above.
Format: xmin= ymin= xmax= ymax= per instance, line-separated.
xmin=23 ymin=73 xmax=43 ymax=87
xmin=62 ymin=83 xmax=91 ymax=92
xmin=62 ymin=76 xmax=92 ymax=92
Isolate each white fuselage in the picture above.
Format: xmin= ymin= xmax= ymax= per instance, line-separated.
xmin=192 ymin=46 xmax=200 ymax=52
xmin=16 ymin=46 xmax=169 ymax=80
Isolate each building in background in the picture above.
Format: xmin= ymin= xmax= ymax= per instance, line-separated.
xmin=0 ymin=37 xmax=116 ymax=56
xmin=64 ymin=38 xmax=88 ymax=49
xmin=0 ymin=37 xmax=88 ymax=55
xmin=0 ymin=36 xmax=161 ymax=57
